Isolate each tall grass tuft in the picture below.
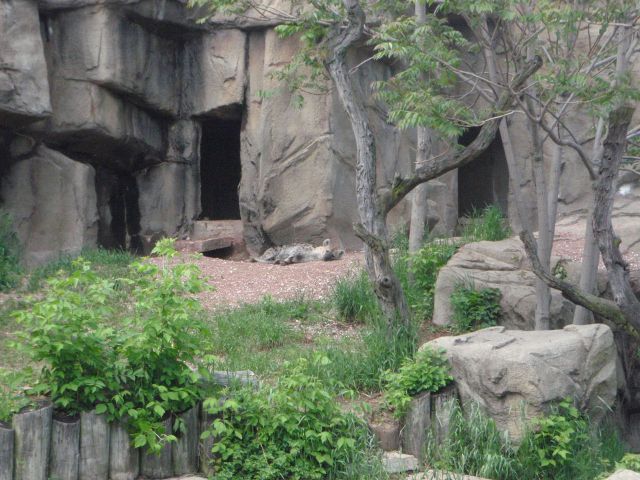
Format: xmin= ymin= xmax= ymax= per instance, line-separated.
xmin=333 ymin=270 xmax=381 ymax=323
xmin=462 ymin=205 xmax=511 ymax=242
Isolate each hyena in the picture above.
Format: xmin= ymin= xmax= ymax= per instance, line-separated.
xmin=256 ymin=239 xmax=345 ymax=265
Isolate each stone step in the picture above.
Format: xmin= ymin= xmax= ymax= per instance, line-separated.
xmin=175 ymin=236 xmax=234 ymax=253
xmin=192 ymin=220 xmax=242 ymax=241
xmin=382 ymin=451 xmax=419 ymax=474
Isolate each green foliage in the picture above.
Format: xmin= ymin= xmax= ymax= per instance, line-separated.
xmin=615 ymin=453 xmax=640 ymax=472
xmin=406 ymin=240 xmax=459 ymax=319
xmin=0 ymin=368 xmax=34 ymax=423
xmin=13 ymin=239 xmax=210 ymax=452
xmin=383 ymin=347 xmax=452 ymax=418
xmin=462 ymin=205 xmax=511 ymax=242
xmin=0 ymin=210 xmax=22 ymax=291
xmin=450 ymin=284 xmax=502 ymax=333
xmin=429 ymin=398 xmax=627 ymax=480
xmin=201 ymin=355 xmax=383 ymax=480
xmin=332 ymin=270 xmax=381 ymax=323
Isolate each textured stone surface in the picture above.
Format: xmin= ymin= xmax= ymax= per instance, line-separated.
xmin=432 ymin=237 xmax=579 ymax=330
xmin=382 ymin=451 xmax=419 ymax=474
xmin=424 ymin=324 xmax=617 ymax=441
xmin=1 ymin=146 xmax=98 ymax=266
xmin=409 ymin=471 xmax=492 ymax=480
xmin=0 ymin=0 xmax=52 ymax=126
xmin=607 ymin=470 xmax=640 ymax=480
xmin=401 ymin=392 xmax=430 ymax=460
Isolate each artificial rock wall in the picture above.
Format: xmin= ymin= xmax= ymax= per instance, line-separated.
xmin=0 ymin=0 xmax=418 ymax=264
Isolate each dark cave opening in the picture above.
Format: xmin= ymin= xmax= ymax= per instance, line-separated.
xmin=96 ymin=169 xmax=142 ymax=253
xmin=457 ymin=127 xmax=509 ymax=218
xmin=199 ymin=117 xmax=242 ymax=220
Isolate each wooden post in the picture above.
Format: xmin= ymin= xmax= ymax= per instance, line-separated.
xmin=0 ymin=423 xmax=14 ymax=480
xmin=109 ymin=419 xmax=139 ymax=480
xmin=172 ymin=405 xmax=199 ymax=475
xmin=141 ymin=417 xmax=172 ymax=478
xmin=49 ymin=416 xmax=81 ymax=480
xmin=79 ymin=410 xmax=110 ymax=480
xmin=199 ymin=405 xmax=216 ymax=477
xmin=431 ymin=385 xmax=458 ymax=445
xmin=401 ymin=391 xmax=430 ymax=460
xmin=13 ymin=400 xmax=53 ymax=480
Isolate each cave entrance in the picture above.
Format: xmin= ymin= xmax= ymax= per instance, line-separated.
xmin=199 ymin=117 xmax=242 ymax=220
xmin=457 ymin=127 xmax=509 ymax=218
xmin=95 ymin=169 xmax=142 ymax=253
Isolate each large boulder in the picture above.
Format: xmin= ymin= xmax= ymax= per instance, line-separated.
xmin=432 ymin=237 xmax=583 ymax=330
xmin=424 ymin=324 xmax=618 ymax=441
xmin=1 ymin=146 xmax=99 ymax=266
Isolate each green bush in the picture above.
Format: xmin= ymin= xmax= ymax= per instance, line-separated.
xmin=0 ymin=211 xmax=22 ymax=291
xmin=462 ymin=205 xmax=511 ymax=242
xmin=450 ymin=284 xmax=502 ymax=333
xmin=406 ymin=240 xmax=458 ymax=319
xmin=13 ymin=239 xmax=211 ymax=452
xmin=332 ymin=270 xmax=381 ymax=323
xmin=383 ymin=347 xmax=452 ymax=418
xmin=202 ymin=355 xmax=383 ymax=480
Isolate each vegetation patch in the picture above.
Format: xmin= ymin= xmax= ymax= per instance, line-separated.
xmin=383 ymin=347 xmax=452 ymax=418
xmin=0 ymin=211 xmax=22 ymax=291
xmin=202 ymin=355 xmax=387 ymax=480
xmin=450 ymin=284 xmax=502 ymax=333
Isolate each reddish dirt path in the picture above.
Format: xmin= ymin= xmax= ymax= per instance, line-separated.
xmin=191 ymin=252 xmax=363 ymax=310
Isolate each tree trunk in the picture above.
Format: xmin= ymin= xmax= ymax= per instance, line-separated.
xmin=593 ymin=105 xmax=640 ymax=328
xmin=528 ymin=115 xmax=552 ymax=330
xmin=408 ymin=0 xmax=431 ymax=255
xmin=326 ymin=0 xmax=411 ymax=331
xmin=574 ymin=193 xmax=600 ymax=325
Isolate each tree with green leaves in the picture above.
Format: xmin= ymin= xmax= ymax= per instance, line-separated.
xmin=189 ymin=0 xmax=541 ymax=334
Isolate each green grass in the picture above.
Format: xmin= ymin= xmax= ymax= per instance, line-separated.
xmin=26 ymin=248 xmax=135 ymax=291
xmin=461 ymin=205 xmax=511 ymax=242
xmin=427 ymin=400 xmax=628 ymax=480
xmin=0 ymin=211 xmax=22 ymax=291
xmin=333 ymin=270 xmax=381 ymax=323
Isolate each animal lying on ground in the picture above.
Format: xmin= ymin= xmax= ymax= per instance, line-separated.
xmin=255 ymin=239 xmax=345 ymax=265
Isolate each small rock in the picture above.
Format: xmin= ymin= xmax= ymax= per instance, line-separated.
xmin=408 ymin=469 xmax=491 ymax=479
xmin=606 ymin=470 xmax=640 ymax=480
xmin=382 ymin=451 xmax=419 ymax=474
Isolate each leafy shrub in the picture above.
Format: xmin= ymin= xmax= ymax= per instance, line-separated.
xmin=0 ymin=210 xmax=21 ymax=291
xmin=614 ymin=453 xmax=640 ymax=472
xmin=332 ymin=270 xmax=381 ymax=323
xmin=383 ymin=347 xmax=452 ymax=418
xmin=202 ymin=355 xmax=379 ymax=480
xmin=13 ymin=259 xmax=124 ymax=414
xmin=462 ymin=205 xmax=511 ymax=242
xmin=450 ymin=284 xmax=502 ymax=332
xmin=406 ymin=240 xmax=458 ymax=319
xmin=0 ymin=368 xmax=34 ymax=424
xmin=13 ymin=239 xmax=210 ymax=452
